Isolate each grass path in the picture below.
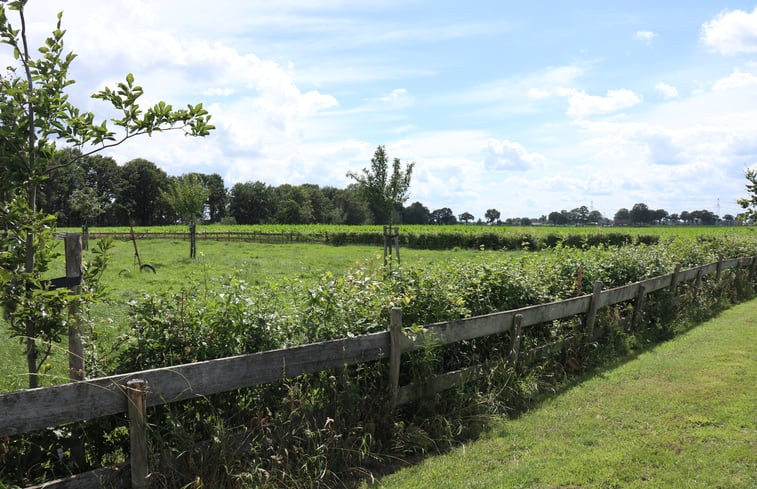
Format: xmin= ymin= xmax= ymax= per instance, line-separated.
xmin=369 ymin=298 xmax=757 ymax=489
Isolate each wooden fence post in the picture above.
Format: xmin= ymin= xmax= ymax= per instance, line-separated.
xmin=670 ymin=263 xmax=682 ymax=298
xmin=630 ymin=284 xmax=647 ymax=331
xmin=715 ymin=256 xmax=723 ymax=282
xmin=584 ymin=281 xmax=603 ymax=341
xmin=694 ymin=267 xmax=704 ymax=299
xmin=64 ymin=234 xmax=84 ymax=382
xmin=508 ymin=314 xmax=523 ymax=366
xmin=64 ymin=233 xmax=87 ymax=471
xmin=389 ymin=307 xmax=403 ymax=408
xmin=127 ymin=379 xmax=149 ymax=489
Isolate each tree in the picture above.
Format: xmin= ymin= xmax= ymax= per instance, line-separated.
xmin=117 ymin=159 xmax=172 ymax=225
xmin=229 ymin=181 xmax=276 ymax=224
xmin=69 ymin=186 xmax=109 ymax=249
xmin=0 ymin=2 xmax=213 ymax=388
xmin=431 ymin=207 xmax=457 ymax=225
xmin=347 ymin=145 xmax=414 ymax=226
xmin=162 ymin=174 xmax=210 ymax=258
xmin=485 ymin=208 xmax=500 ymax=224
xmin=737 ymin=168 xmax=757 ymax=223
xmin=202 ymin=173 xmax=227 ymax=223
xmin=402 ymin=201 xmax=431 ymax=224
xmin=458 ymin=211 xmax=474 ymax=224
xmin=614 ymin=208 xmax=630 ymax=225
xmin=587 ymin=210 xmax=603 ymax=224
xmin=629 ymin=203 xmax=652 ymax=225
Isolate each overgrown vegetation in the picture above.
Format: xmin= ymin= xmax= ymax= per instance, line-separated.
xmin=2 ymin=233 xmax=755 ymax=487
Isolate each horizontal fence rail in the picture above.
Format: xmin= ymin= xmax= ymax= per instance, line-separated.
xmin=1 ymin=254 xmax=755 ymax=488
xmin=89 ymin=231 xmax=329 ymax=244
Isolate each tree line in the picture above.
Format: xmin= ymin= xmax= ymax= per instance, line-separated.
xmin=39 ymin=150 xmax=742 ymax=228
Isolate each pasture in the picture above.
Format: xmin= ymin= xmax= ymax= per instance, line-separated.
xmin=1 ymin=224 xmax=755 ymax=488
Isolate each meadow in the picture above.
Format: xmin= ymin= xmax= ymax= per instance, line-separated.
xmin=1 ymin=225 xmax=756 ymax=487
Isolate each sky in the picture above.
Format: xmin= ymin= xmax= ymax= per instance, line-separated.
xmin=6 ymin=1 xmax=757 ymax=220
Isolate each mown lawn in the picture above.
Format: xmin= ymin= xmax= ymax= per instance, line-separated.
xmin=367 ymin=298 xmax=757 ymax=489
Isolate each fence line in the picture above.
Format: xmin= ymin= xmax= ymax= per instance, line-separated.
xmin=1 ymin=255 xmax=754 ymax=488
xmin=89 ymin=231 xmax=328 ymax=244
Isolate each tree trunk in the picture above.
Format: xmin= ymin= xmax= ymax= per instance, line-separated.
xmin=25 ymin=184 xmax=38 ymax=389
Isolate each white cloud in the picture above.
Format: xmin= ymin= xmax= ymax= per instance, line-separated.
xmin=378 ymin=88 xmax=413 ymax=108
xmin=655 ymin=82 xmax=678 ymax=99
xmin=528 ymin=88 xmax=551 ymax=99
xmin=701 ymin=7 xmax=757 ymax=55
xmin=633 ymin=30 xmax=658 ymax=43
xmin=558 ymin=88 xmax=642 ymax=118
xmin=712 ymin=66 xmax=757 ymax=91
xmin=483 ymin=139 xmax=545 ymax=171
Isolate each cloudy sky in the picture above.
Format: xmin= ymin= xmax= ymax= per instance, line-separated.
xmin=8 ymin=1 xmax=757 ymax=219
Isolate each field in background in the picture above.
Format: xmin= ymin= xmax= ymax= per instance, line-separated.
xmin=1 ymin=239 xmax=501 ymax=392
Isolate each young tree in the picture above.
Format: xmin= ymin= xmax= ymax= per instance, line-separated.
xmin=347 ymin=145 xmax=414 ymax=226
xmin=737 ymin=168 xmax=757 ymax=223
xmin=162 ymin=174 xmax=210 ymax=258
xmin=68 ymin=186 xmax=110 ymax=249
xmin=0 ymin=2 xmax=213 ymax=387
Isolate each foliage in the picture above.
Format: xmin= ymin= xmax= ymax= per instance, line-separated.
xmin=737 ymin=168 xmax=757 ymax=222
xmin=347 ymin=145 xmax=414 ymax=226
xmin=0 ymin=0 xmax=213 ymax=387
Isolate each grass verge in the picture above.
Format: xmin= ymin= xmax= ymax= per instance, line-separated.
xmin=367 ymin=298 xmax=757 ymax=489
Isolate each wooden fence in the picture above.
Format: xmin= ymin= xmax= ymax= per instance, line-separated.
xmin=89 ymin=231 xmax=328 ymax=244
xmin=1 ymin=255 xmax=755 ymax=488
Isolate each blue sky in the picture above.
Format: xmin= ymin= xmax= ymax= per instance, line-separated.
xmin=10 ymin=1 xmax=757 ymax=219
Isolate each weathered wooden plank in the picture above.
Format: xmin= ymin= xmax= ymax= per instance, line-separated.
xmin=25 ymin=464 xmax=128 ymax=489
xmin=406 ymin=295 xmax=592 ymax=350
xmin=395 ymin=364 xmax=482 ymax=406
xmin=600 ymin=282 xmax=639 ymax=306
xmin=0 ymin=332 xmax=390 ymax=437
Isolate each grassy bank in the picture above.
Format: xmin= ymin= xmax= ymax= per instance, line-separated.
xmin=368 ymin=298 xmax=757 ymax=489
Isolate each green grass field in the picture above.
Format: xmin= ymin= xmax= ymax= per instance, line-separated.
xmin=1 ymin=238 xmax=503 ymax=392
xmin=366 ymin=298 xmax=757 ymax=489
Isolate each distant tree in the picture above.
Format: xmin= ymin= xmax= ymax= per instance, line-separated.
xmin=117 ymin=158 xmax=171 ymax=225
xmin=347 ymin=145 xmax=414 ymax=226
xmin=668 ymin=213 xmax=680 ymax=224
xmin=274 ymin=185 xmax=314 ymax=224
xmin=228 ymin=181 xmax=276 ymax=224
xmin=548 ymin=210 xmax=568 ymax=225
xmin=484 ymin=208 xmax=501 ymax=224
xmin=403 ymin=201 xmax=431 ymax=224
xmin=652 ymin=208 xmax=669 ymax=224
xmin=323 ymin=185 xmax=370 ymax=224
xmin=614 ymin=208 xmax=630 ymax=225
xmin=680 ymin=210 xmax=692 ymax=224
xmin=162 ymin=174 xmax=210 ymax=258
xmin=737 ymin=168 xmax=757 ymax=222
xmin=722 ymin=214 xmax=735 ymax=225
xmin=431 ymin=207 xmax=457 ymax=225
xmin=458 ymin=211 xmax=474 ymax=224
xmin=202 ymin=173 xmax=227 ymax=223
xmin=629 ymin=203 xmax=652 ymax=225
xmin=587 ymin=210 xmax=603 ymax=224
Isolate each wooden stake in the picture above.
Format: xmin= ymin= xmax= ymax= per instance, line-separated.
xmin=508 ymin=314 xmax=523 ymax=366
xmin=389 ymin=307 xmax=403 ymax=408
xmin=584 ymin=281 xmax=603 ymax=341
xmin=127 ymin=379 xmax=149 ymax=489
